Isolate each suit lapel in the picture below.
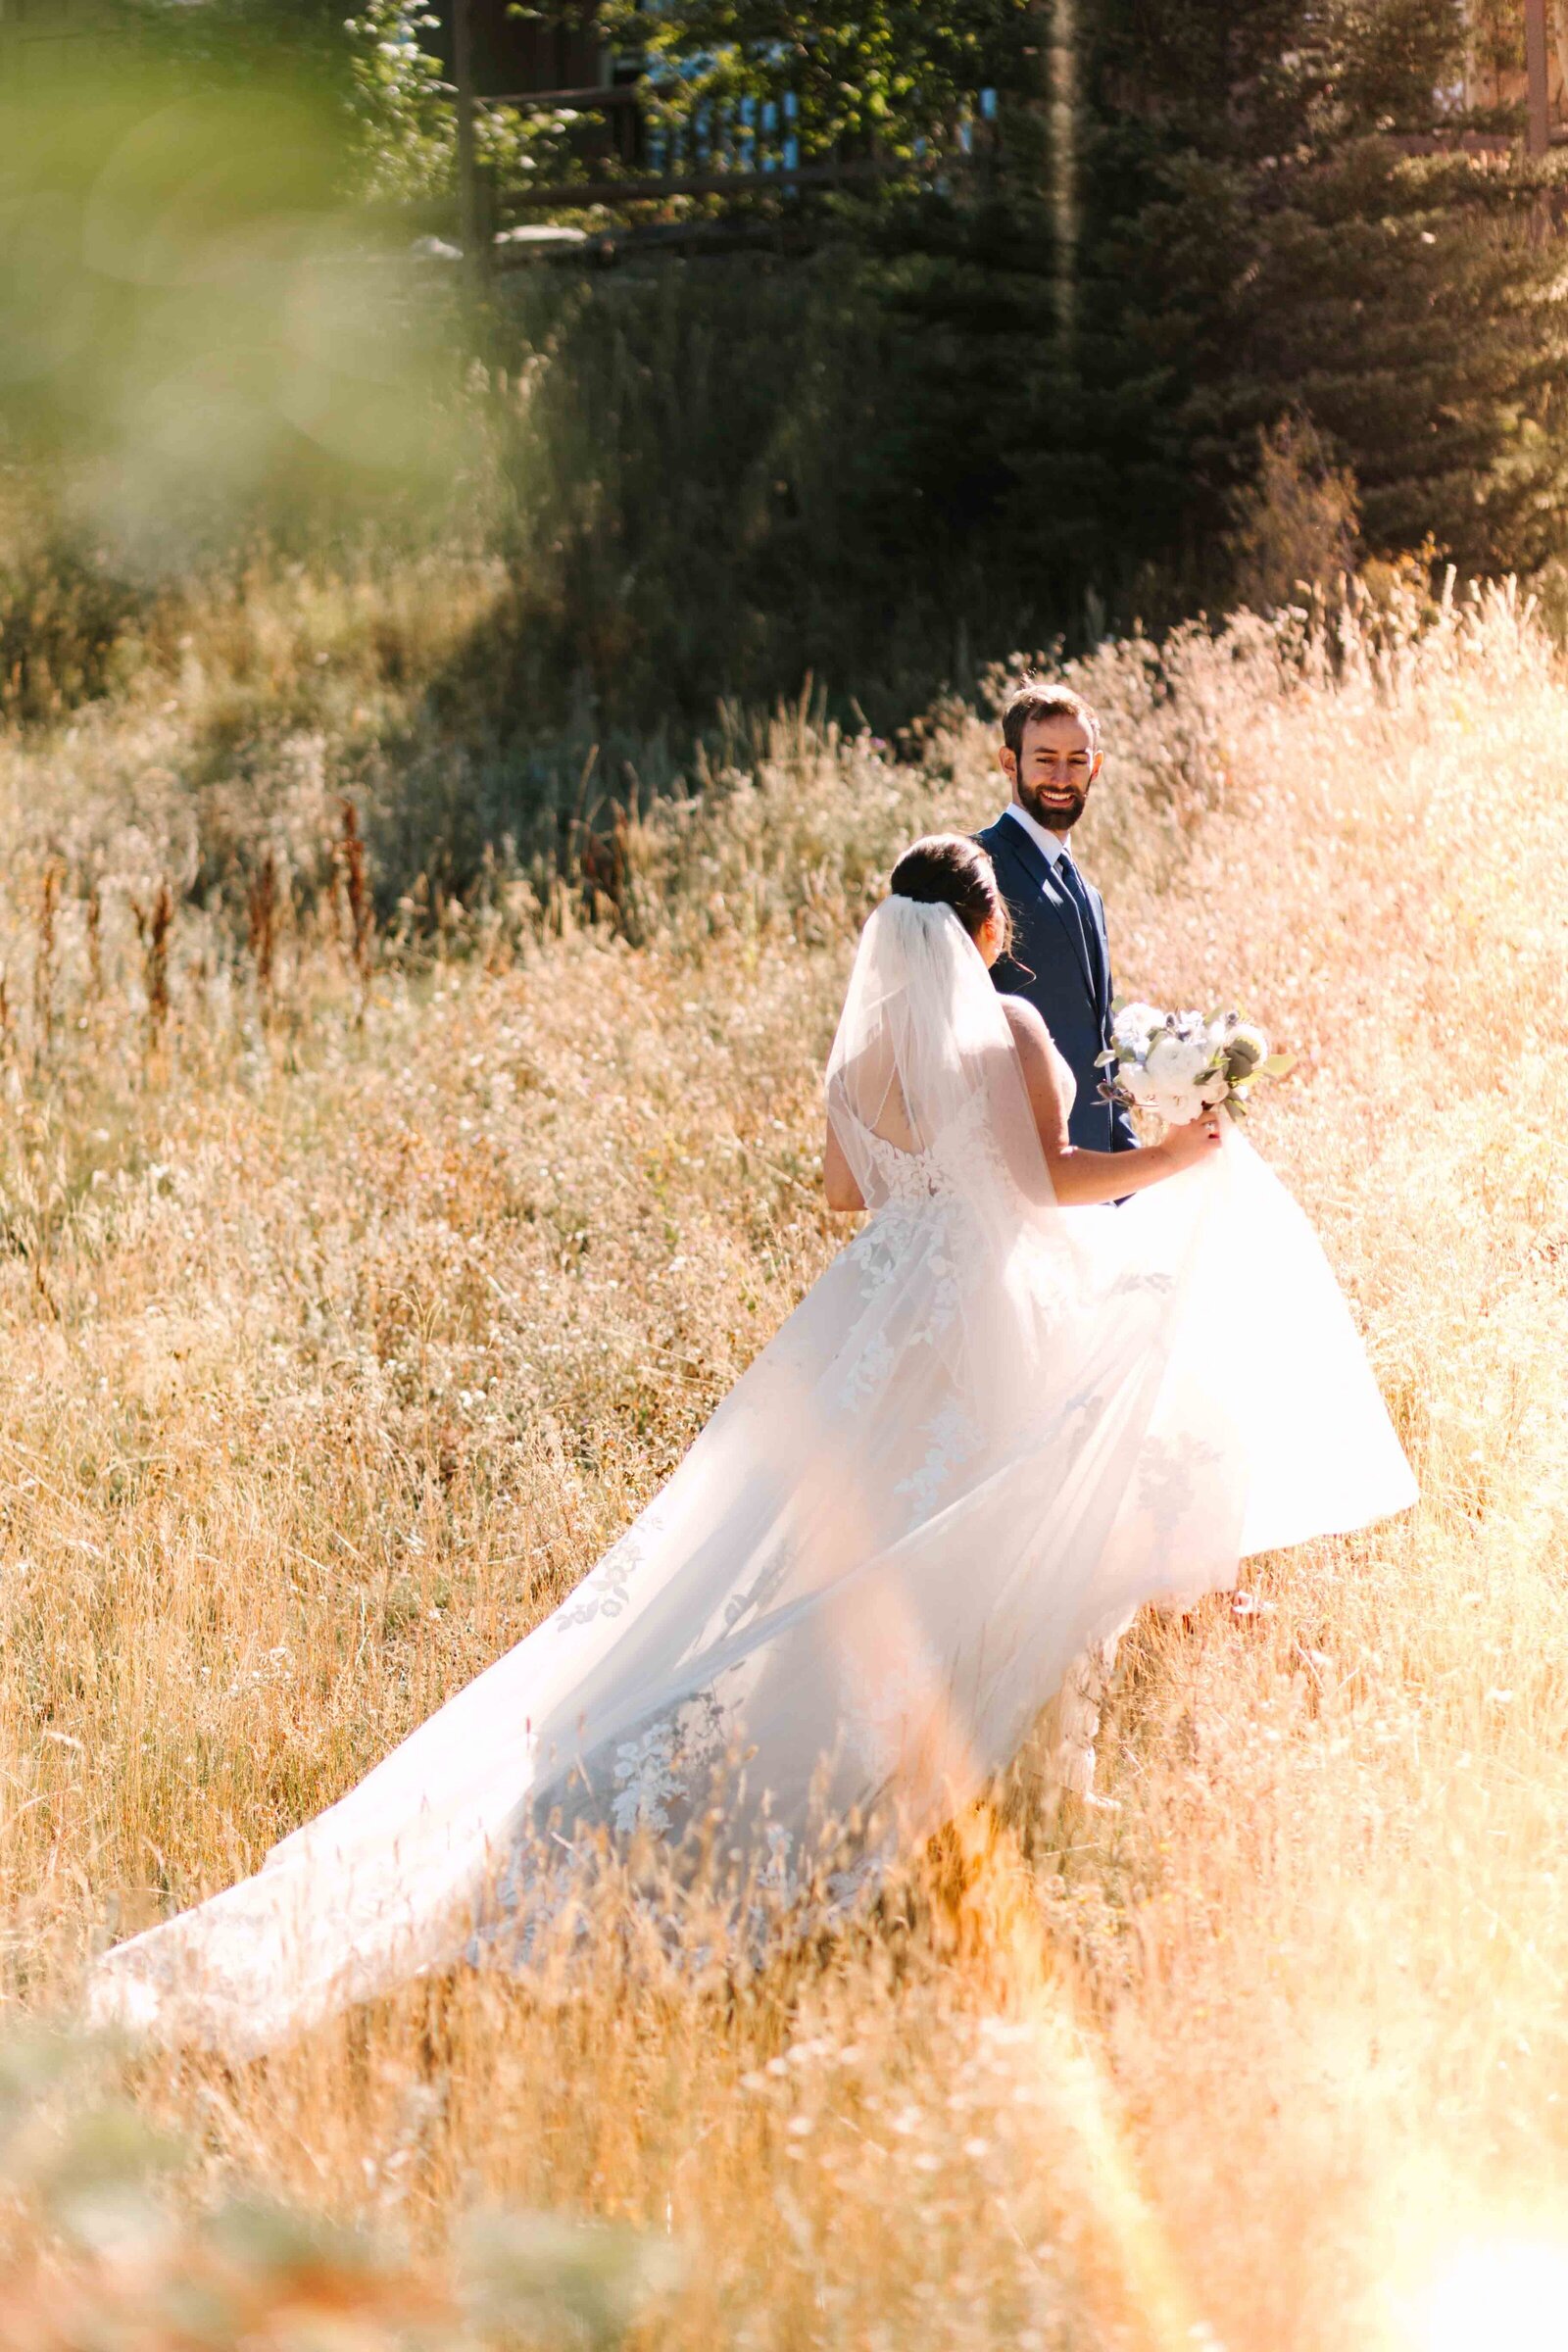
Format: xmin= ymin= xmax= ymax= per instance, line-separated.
xmin=992 ymin=820 xmax=1098 ymax=1004
xmin=1078 ymin=873 xmax=1110 ymax=1018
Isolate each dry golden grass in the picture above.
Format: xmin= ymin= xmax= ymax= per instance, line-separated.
xmin=0 ymin=572 xmax=1562 ymax=2349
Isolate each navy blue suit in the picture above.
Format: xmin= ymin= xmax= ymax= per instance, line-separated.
xmin=975 ymin=813 xmax=1138 ymax=1156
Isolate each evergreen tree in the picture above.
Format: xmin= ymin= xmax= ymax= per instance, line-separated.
xmin=1076 ymin=0 xmax=1568 ymax=587
xmin=840 ymin=0 xmax=1568 ymax=623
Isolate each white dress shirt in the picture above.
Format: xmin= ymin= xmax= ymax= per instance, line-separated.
xmin=1003 ymin=799 xmax=1075 ymax=872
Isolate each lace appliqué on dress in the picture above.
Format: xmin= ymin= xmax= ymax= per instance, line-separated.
xmin=611 ymin=1690 xmax=731 ymax=1837
xmin=843 ymin=1201 xmax=924 ymax=1289
xmin=896 ymin=1400 xmax=983 ymax=1520
xmin=835 ymin=1319 xmax=898 ymax=1411
xmin=554 ymin=1501 xmax=669 ymax=1633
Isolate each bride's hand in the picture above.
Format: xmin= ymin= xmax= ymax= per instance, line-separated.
xmin=1158 ymin=1110 xmax=1225 ymax=1169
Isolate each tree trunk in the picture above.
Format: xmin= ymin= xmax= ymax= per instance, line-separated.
xmin=1526 ymin=0 xmax=1550 ymax=155
xmin=1022 ymin=0 xmax=1079 ymax=361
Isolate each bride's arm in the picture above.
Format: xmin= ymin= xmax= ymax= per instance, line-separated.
xmin=823 ymin=1119 xmax=865 ymax=1211
xmin=1003 ymin=1000 xmax=1220 ymax=1205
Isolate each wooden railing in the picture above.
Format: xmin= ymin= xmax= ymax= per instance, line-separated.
xmin=465 ymin=74 xmax=1000 ymax=234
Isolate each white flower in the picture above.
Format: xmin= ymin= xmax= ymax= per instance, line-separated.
xmin=1145 ymin=1033 xmax=1211 ymax=1093
xmin=1198 ymin=1071 xmax=1231 ymax=1107
xmin=1112 ymin=1001 xmax=1165 ymax=1055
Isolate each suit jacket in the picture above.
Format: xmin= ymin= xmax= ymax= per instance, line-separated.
xmin=975 ymin=814 xmax=1138 ymax=1156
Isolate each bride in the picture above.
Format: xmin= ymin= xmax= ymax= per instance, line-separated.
xmin=88 ymin=834 xmax=1416 ymax=2055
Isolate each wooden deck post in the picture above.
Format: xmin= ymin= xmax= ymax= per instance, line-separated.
xmin=453 ymin=0 xmax=487 ymax=291
xmin=1525 ymin=0 xmax=1550 ymax=157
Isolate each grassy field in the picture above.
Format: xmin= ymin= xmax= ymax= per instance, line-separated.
xmin=0 ymin=567 xmax=1562 ymax=2348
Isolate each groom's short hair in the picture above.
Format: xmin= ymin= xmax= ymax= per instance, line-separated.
xmin=1001 ymin=679 xmax=1102 ymax=760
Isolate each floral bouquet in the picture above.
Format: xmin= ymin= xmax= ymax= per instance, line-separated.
xmin=1097 ymin=1002 xmax=1295 ymax=1126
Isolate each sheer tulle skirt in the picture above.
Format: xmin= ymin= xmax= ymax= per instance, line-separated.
xmin=86 ymin=1125 xmax=1414 ymax=2057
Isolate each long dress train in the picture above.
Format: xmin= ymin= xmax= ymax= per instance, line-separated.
xmin=87 ymin=900 xmax=1416 ymax=2055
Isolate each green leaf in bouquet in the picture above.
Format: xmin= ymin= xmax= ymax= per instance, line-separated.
xmin=1093 ymin=1050 xmax=1117 ymax=1068
xmin=1261 ymin=1053 xmax=1298 ymax=1079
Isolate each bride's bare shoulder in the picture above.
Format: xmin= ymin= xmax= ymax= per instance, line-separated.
xmin=1000 ymin=995 xmax=1053 ymax=1056
xmin=1000 ymin=998 xmax=1073 ymax=1121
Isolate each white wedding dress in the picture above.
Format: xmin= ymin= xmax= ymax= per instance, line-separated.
xmin=87 ymin=900 xmax=1416 ymax=2055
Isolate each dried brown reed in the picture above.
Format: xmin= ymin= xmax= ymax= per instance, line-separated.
xmin=0 ymin=571 xmax=1558 ymax=2348
xmin=339 ymin=798 xmax=374 ymax=982
xmin=246 ymin=850 xmax=280 ymax=1006
xmin=130 ymin=880 xmax=173 ymax=1055
xmin=30 ymin=858 xmax=62 ymax=1063
xmin=84 ymin=883 xmax=103 ymax=1004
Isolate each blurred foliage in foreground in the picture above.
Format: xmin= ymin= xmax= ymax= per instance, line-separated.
xmin=0 ymin=47 xmax=470 ymax=566
xmin=0 ymin=2027 xmax=682 ymax=2350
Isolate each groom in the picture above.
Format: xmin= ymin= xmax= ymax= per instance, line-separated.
xmin=975 ymin=679 xmax=1138 ymax=1157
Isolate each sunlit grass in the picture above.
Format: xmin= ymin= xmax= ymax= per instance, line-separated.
xmin=0 ymin=567 xmax=1560 ymax=2347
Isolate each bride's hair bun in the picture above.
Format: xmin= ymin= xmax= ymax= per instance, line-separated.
xmin=889 ymin=834 xmax=1010 ymax=953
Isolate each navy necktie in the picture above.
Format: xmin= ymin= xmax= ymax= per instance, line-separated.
xmin=1052 ymin=849 xmax=1084 ymax=911
xmin=1053 ymin=853 xmax=1103 ymax=999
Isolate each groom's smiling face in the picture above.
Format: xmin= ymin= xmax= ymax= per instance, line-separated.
xmin=1004 ymin=713 xmax=1102 ymax=836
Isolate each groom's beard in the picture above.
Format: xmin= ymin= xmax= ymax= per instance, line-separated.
xmin=1018 ymin=778 xmax=1088 ymax=833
